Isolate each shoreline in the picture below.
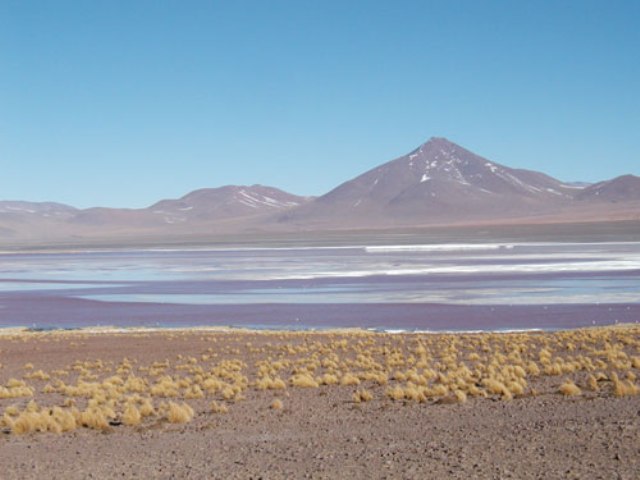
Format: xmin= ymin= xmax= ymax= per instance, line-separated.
xmin=5 ymin=321 xmax=620 ymax=337
xmin=2 ymin=218 xmax=639 ymax=253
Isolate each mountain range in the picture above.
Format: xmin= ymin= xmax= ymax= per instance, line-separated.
xmin=2 ymin=137 xmax=639 ymax=246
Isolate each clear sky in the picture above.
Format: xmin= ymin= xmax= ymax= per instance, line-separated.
xmin=1 ymin=1 xmax=638 ymax=208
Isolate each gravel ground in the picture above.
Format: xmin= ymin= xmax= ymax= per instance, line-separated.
xmin=1 ymin=327 xmax=639 ymax=479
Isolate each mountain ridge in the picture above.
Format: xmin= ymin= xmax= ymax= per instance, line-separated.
xmin=1 ymin=137 xmax=638 ymax=244
xmin=274 ymin=137 xmax=636 ymax=228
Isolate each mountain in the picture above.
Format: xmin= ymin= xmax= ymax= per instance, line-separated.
xmin=0 ymin=201 xmax=79 ymax=241
xmin=1 ymin=138 xmax=638 ymax=245
xmin=0 ymin=186 xmax=311 ymax=243
xmin=574 ymin=175 xmax=640 ymax=203
xmin=148 ymin=185 xmax=308 ymax=225
xmin=68 ymin=185 xmax=309 ymax=228
xmin=277 ymin=137 xmax=590 ymax=227
xmin=0 ymin=201 xmax=77 ymax=219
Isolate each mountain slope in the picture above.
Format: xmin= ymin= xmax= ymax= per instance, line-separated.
xmin=574 ymin=175 xmax=640 ymax=203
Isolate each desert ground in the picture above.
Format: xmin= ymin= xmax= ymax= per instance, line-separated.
xmin=1 ymin=326 xmax=640 ymax=479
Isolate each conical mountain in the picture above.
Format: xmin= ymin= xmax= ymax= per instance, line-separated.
xmin=279 ymin=137 xmax=579 ymax=227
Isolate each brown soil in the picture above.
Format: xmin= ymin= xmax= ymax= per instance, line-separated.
xmin=1 ymin=327 xmax=639 ymax=479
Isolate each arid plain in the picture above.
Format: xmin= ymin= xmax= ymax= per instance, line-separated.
xmin=1 ymin=325 xmax=639 ymax=479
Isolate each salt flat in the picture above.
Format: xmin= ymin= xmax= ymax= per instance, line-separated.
xmin=1 ymin=241 xmax=639 ymax=331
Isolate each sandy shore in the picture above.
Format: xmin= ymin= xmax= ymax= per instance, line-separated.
xmin=1 ymin=326 xmax=639 ymax=479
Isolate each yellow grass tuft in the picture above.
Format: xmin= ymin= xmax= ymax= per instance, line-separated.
xmin=611 ymin=373 xmax=640 ymax=397
xmin=318 ymin=373 xmax=339 ymax=386
xmin=122 ymin=403 xmax=142 ymax=426
xmin=256 ymin=376 xmax=287 ymax=390
xmin=290 ymin=373 xmax=319 ymax=388
xmin=453 ymin=389 xmax=467 ymax=403
xmin=139 ymin=398 xmax=155 ymax=417
xmin=482 ymin=378 xmax=512 ymax=400
xmin=559 ymin=380 xmax=581 ymax=396
xmin=270 ymin=398 xmax=283 ymax=410
xmin=11 ymin=411 xmax=40 ymax=434
xmin=78 ymin=408 xmax=110 ymax=431
xmin=184 ymin=385 xmax=205 ymax=399
xmin=210 ymin=401 xmax=229 ymax=414
xmin=352 ymin=389 xmax=374 ymax=403
xmin=51 ymin=407 xmax=77 ymax=432
xmin=4 ymin=405 xmax=20 ymax=416
xmin=340 ymin=373 xmax=361 ymax=386
xmin=385 ymin=385 xmax=405 ymax=401
xmin=11 ymin=406 xmax=77 ymax=434
xmin=25 ymin=369 xmax=50 ymax=381
xmin=166 ymin=402 xmax=194 ymax=424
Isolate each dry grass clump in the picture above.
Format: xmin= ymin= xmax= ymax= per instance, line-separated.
xmin=139 ymin=398 xmax=156 ymax=417
xmin=290 ymin=373 xmax=319 ymax=388
xmin=77 ymin=407 xmax=111 ymax=431
xmin=3 ymin=404 xmax=20 ymax=417
xmin=210 ymin=401 xmax=229 ymax=414
xmin=150 ymin=376 xmax=180 ymax=397
xmin=384 ymin=385 xmax=405 ymax=401
xmin=453 ymin=389 xmax=467 ymax=403
xmin=166 ymin=402 xmax=194 ymax=423
xmin=270 ymin=398 xmax=283 ymax=410
xmin=255 ymin=376 xmax=287 ymax=390
xmin=318 ymin=373 xmax=339 ymax=385
xmin=481 ymin=378 xmax=513 ymax=400
xmin=0 ymin=385 xmax=34 ymax=399
xmin=184 ymin=385 xmax=205 ymax=399
xmin=587 ymin=374 xmax=600 ymax=391
xmin=340 ymin=373 xmax=361 ymax=386
xmin=11 ymin=411 xmax=51 ymax=434
xmin=352 ymin=389 xmax=373 ymax=403
xmin=122 ymin=403 xmax=142 ymax=426
xmin=24 ymin=369 xmax=50 ymax=381
xmin=611 ymin=372 xmax=640 ymax=397
xmin=3 ymin=402 xmax=77 ymax=435
xmin=559 ymin=380 xmax=582 ymax=396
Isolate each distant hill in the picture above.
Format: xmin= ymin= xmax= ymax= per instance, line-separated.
xmin=148 ymin=185 xmax=309 ymax=224
xmin=574 ymin=175 xmax=640 ymax=203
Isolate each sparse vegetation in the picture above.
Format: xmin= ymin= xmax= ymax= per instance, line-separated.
xmin=1 ymin=324 xmax=639 ymax=435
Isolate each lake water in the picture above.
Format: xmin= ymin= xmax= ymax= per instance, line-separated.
xmin=1 ymin=242 xmax=639 ymax=332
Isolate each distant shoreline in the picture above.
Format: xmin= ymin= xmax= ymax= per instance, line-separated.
xmin=4 ymin=322 xmax=640 ymax=338
xmin=1 ymin=218 xmax=639 ymax=253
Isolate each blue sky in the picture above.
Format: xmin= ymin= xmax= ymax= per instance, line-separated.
xmin=2 ymin=1 xmax=638 ymax=208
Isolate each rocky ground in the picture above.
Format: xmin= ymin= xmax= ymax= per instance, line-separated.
xmin=1 ymin=326 xmax=639 ymax=479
